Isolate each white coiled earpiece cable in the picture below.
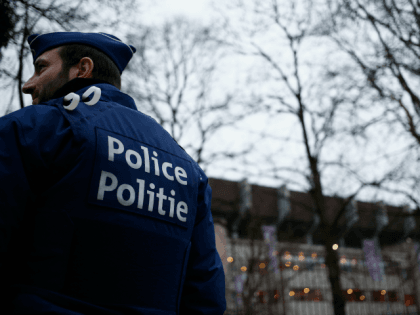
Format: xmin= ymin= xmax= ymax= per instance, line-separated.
xmin=63 ymin=86 xmax=101 ymax=111
xmin=82 ymin=86 xmax=101 ymax=106
xmin=63 ymin=93 xmax=80 ymax=111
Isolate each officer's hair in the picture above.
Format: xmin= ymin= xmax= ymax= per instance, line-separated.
xmin=58 ymin=44 xmax=121 ymax=90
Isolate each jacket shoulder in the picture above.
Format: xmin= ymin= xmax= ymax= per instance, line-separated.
xmin=2 ymin=104 xmax=62 ymax=125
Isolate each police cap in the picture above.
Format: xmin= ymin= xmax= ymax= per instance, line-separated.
xmin=27 ymin=32 xmax=137 ymax=74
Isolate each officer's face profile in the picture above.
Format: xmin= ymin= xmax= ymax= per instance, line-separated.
xmin=22 ymin=47 xmax=93 ymax=105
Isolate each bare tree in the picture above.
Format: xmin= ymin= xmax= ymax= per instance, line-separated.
xmin=315 ymin=0 xmax=420 ymax=212
xmin=326 ymin=0 xmax=420 ymax=125
xmin=123 ymin=17 xmax=256 ymax=171
xmin=0 ymin=0 xmax=16 ymax=56
xmin=209 ymin=0 xmax=420 ymax=314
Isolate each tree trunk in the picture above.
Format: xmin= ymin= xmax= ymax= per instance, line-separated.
xmin=309 ymin=158 xmax=346 ymax=315
xmin=325 ymin=232 xmax=346 ymax=315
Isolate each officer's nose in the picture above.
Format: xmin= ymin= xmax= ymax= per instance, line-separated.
xmin=22 ymin=76 xmax=36 ymax=95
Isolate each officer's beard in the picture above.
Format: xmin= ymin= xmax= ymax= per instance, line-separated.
xmin=37 ymin=66 xmax=72 ymax=104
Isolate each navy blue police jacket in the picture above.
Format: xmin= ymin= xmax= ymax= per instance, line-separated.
xmin=0 ymin=78 xmax=226 ymax=315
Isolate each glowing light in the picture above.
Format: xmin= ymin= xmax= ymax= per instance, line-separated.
xmin=285 ymin=261 xmax=291 ymax=267
xmin=299 ymin=256 xmax=305 ymax=261
xmin=299 ymin=252 xmax=304 ymax=256
xmin=347 ymin=289 xmax=353 ymax=294
xmin=289 ymin=291 xmax=295 ymax=296
xmin=285 ymin=254 xmax=292 ymax=260
xmin=304 ymin=288 xmax=310 ymax=293
xmin=227 ymin=257 xmax=234 ymax=263
xmin=360 ymin=295 xmax=365 ymax=301
xmin=332 ymin=244 xmax=338 ymax=250
xmin=241 ymin=266 xmax=247 ymax=272
xmin=312 ymin=252 xmax=317 ymax=258
xmin=259 ymin=263 xmax=266 ymax=269
xmin=381 ymin=290 xmax=386 ymax=295
xmin=293 ymin=265 xmax=299 ymax=271
xmin=340 ymin=258 xmax=347 ymax=264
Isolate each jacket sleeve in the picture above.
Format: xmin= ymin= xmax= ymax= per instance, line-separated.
xmin=0 ymin=111 xmax=36 ymax=268
xmin=179 ymin=172 xmax=226 ymax=314
xmin=0 ymin=105 xmax=73 ymax=267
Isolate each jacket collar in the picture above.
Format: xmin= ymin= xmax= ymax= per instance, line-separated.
xmin=52 ymin=78 xmax=138 ymax=111
xmin=52 ymin=78 xmax=112 ymax=99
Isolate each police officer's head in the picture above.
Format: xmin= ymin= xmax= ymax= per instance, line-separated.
xmin=22 ymin=32 xmax=136 ymax=105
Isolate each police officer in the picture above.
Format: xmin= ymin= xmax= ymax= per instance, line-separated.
xmin=0 ymin=32 xmax=226 ymax=314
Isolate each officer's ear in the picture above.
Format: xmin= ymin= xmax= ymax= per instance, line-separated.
xmin=75 ymin=57 xmax=94 ymax=79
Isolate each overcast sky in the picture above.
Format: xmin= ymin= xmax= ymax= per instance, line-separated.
xmin=141 ymin=0 xmax=214 ymax=24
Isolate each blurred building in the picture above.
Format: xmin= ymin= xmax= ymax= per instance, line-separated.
xmin=210 ymin=178 xmax=420 ymax=315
